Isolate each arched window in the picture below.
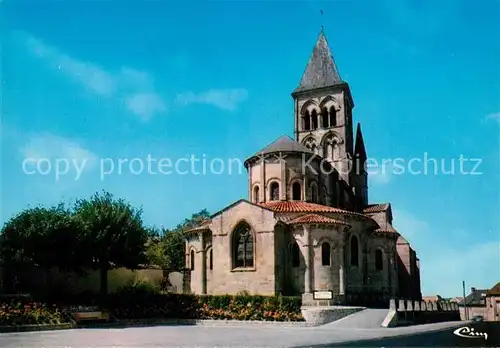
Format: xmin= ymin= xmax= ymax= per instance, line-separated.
xmin=253 ymin=185 xmax=260 ymax=203
xmin=333 ymin=141 xmax=340 ymax=160
xmin=209 ymin=249 xmax=213 ymax=270
xmin=190 ymin=249 xmax=195 ymax=270
xmin=311 ymin=109 xmax=319 ymax=130
xmin=350 ymin=236 xmax=359 ymax=266
xmin=310 ymin=183 xmax=318 ymax=202
xmin=303 ymin=111 xmax=311 ymax=131
xmin=375 ymin=249 xmax=383 ymax=271
xmin=232 ymin=222 xmax=254 ymax=268
xmin=321 ymin=107 xmax=329 ymax=128
xmin=292 ymin=182 xmax=301 ymax=200
xmin=270 ymin=182 xmax=279 ymax=201
xmin=291 ymin=242 xmax=300 ymax=268
xmin=329 ymin=106 xmax=337 ymax=127
xmin=321 ymin=242 xmax=331 ymax=266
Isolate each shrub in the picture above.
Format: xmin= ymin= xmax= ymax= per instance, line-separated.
xmin=106 ymin=293 xmax=303 ymax=322
xmin=0 ymin=299 xmax=64 ymax=326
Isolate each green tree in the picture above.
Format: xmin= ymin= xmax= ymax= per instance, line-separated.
xmin=73 ymin=191 xmax=148 ymax=298
xmin=0 ymin=204 xmax=79 ymax=293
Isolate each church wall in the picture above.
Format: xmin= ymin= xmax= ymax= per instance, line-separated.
xmin=309 ymin=226 xmax=344 ymax=293
xmin=208 ymin=202 xmax=279 ymax=295
xmin=365 ymin=235 xmax=397 ymax=295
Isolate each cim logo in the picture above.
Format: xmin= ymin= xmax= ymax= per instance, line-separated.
xmin=453 ymin=326 xmax=488 ymax=340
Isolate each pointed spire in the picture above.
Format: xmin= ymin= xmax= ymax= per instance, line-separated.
xmin=354 ymin=123 xmax=367 ymax=159
xmin=294 ymin=30 xmax=344 ymax=93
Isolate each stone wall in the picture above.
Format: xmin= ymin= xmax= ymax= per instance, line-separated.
xmin=301 ymin=306 xmax=365 ymax=326
xmin=1 ymin=266 xmax=165 ymax=295
xmin=382 ymin=298 xmax=460 ymax=327
xmin=458 ymin=305 xmax=486 ymax=321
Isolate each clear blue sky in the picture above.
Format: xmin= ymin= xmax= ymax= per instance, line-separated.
xmin=2 ymin=0 xmax=499 ymax=297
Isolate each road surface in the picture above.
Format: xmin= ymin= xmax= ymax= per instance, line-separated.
xmin=1 ymin=320 xmax=485 ymax=347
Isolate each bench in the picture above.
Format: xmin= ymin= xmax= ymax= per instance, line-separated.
xmin=74 ymin=311 xmax=110 ymax=322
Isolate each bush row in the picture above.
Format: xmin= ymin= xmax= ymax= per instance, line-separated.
xmin=1 ymin=284 xmax=304 ymax=325
xmin=107 ymin=285 xmax=304 ymax=321
xmin=0 ymin=299 xmax=64 ymax=326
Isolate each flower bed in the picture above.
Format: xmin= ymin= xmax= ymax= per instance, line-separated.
xmin=106 ymin=291 xmax=304 ymax=322
xmin=0 ymin=299 xmax=64 ymax=326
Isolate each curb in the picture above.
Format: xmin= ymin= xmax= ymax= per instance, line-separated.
xmin=0 ymin=322 xmax=75 ymax=333
xmin=79 ymin=318 xmax=310 ymax=328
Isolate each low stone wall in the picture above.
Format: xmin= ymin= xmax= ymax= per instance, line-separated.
xmin=382 ymin=298 xmax=460 ymax=327
xmin=301 ymin=306 xmax=365 ymax=326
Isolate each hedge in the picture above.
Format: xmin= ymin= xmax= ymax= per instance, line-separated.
xmin=106 ymin=287 xmax=304 ymax=321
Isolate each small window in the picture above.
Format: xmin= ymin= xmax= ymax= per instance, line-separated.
xmin=253 ymin=186 xmax=260 ymax=203
xmin=292 ymin=182 xmax=301 ymax=200
xmin=375 ymin=249 xmax=383 ymax=270
xmin=291 ymin=242 xmax=300 ymax=268
xmin=303 ymin=111 xmax=311 ymax=131
xmin=270 ymin=182 xmax=279 ymax=201
xmin=190 ymin=249 xmax=195 ymax=270
xmin=209 ymin=249 xmax=213 ymax=270
xmin=321 ymin=242 xmax=331 ymax=266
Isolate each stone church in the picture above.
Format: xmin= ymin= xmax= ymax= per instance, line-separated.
xmin=185 ymin=30 xmax=422 ymax=306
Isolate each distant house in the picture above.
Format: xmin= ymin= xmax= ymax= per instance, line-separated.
xmin=422 ymin=295 xmax=440 ymax=302
xmin=457 ymin=287 xmax=488 ymax=320
xmin=450 ymin=297 xmax=462 ymax=303
xmin=485 ymin=282 xmax=500 ymax=322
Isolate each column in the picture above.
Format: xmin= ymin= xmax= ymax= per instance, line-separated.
xmin=303 ymin=225 xmax=312 ymax=293
xmin=280 ymin=152 xmax=286 ymax=200
xmin=260 ymin=155 xmax=266 ymax=202
xmin=339 ymin=243 xmax=346 ymax=295
xmin=303 ymin=176 xmax=308 ymax=202
xmin=200 ymin=233 xmax=207 ymax=295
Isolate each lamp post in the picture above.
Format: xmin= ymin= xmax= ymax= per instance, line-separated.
xmin=462 ymin=280 xmax=468 ymax=320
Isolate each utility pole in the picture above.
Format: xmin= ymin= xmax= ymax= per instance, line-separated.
xmin=462 ymin=280 xmax=468 ymax=320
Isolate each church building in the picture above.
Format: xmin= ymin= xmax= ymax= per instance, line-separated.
xmin=185 ymin=30 xmax=422 ymax=306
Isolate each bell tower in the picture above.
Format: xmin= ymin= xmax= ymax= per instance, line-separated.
xmin=291 ymin=30 xmax=355 ymax=185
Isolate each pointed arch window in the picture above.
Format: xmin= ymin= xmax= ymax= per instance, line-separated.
xmin=311 ymin=109 xmax=319 ymax=129
xmin=292 ymin=182 xmax=301 ymax=200
xmin=303 ymin=111 xmax=311 ymax=131
xmin=321 ymin=242 xmax=331 ymax=266
xmin=375 ymin=249 xmax=383 ymax=271
xmin=269 ymin=182 xmax=280 ymax=201
xmin=329 ymin=106 xmax=337 ymax=127
xmin=321 ymin=107 xmax=329 ymax=128
xmin=232 ymin=222 xmax=254 ymax=268
xmin=253 ymin=185 xmax=260 ymax=203
xmin=291 ymin=242 xmax=300 ymax=268
xmin=190 ymin=249 xmax=195 ymax=270
xmin=350 ymin=236 xmax=359 ymax=266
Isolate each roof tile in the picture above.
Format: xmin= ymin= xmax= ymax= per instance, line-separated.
xmin=287 ymin=213 xmax=349 ymax=226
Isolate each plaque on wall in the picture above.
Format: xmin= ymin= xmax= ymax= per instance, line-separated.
xmin=313 ymin=290 xmax=333 ymax=300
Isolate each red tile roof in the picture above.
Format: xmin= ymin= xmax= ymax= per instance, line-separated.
xmin=363 ymin=203 xmax=390 ymax=213
xmin=287 ymin=213 xmax=350 ymax=226
xmin=259 ymin=201 xmax=366 ymax=217
xmin=374 ymin=223 xmax=398 ymax=234
xmin=487 ymin=282 xmax=500 ymax=296
xmin=184 ymin=219 xmax=211 ymax=233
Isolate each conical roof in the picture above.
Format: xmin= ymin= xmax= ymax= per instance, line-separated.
xmin=294 ymin=30 xmax=345 ymax=93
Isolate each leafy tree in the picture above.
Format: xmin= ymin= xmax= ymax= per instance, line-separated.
xmin=0 ymin=204 xmax=79 ymax=293
xmin=73 ymin=191 xmax=148 ymax=298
